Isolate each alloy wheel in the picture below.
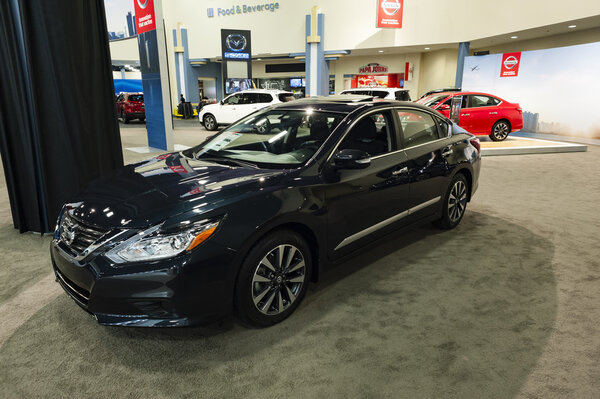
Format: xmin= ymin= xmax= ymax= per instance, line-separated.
xmin=251 ymin=244 xmax=306 ymax=315
xmin=448 ymin=180 xmax=467 ymax=223
xmin=204 ymin=116 xmax=215 ymax=130
xmin=493 ymin=122 xmax=509 ymax=140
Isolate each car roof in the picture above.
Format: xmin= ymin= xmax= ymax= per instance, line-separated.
xmin=341 ymin=88 xmax=408 ymax=92
xmin=271 ymin=97 xmax=434 ymax=114
xmin=435 ymin=91 xmax=500 ymax=97
xmin=235 ymin=89 xmax=293 ymax=94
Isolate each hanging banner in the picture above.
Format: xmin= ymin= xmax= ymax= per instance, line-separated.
xmin=376 ymin=0 xmax=404 ymax=28
xmin=134 ymin=0 xmax=156 ymax=34
xmin=500 ymin=52 xmax=521 ymax=77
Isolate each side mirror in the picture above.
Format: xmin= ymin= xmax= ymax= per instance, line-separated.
xmin=333 ymin=149 xmax=371 ymax=170
xmin=220 ymin=100 xmax=225 ymax=105
xmin=439 ymin=104 xmax=450 ymax=111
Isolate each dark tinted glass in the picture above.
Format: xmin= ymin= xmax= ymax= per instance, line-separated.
xmin=371 ymin=91 xmax=388 ymax=98
xmin=128 ymin=94 xmax=143 ymax=102
xmin=242 ymin=93 xmax=261 ymax=104
xmin=278 ymin=93 xmax=295 ymax=102
xmin=258 ymin=93 xmax=273 ymax=103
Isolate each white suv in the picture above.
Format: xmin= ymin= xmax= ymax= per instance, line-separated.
xmin=339 ymin=88 xmax=411 ymax=101
xmin=199 ymin=89 xmax=295 ymax=130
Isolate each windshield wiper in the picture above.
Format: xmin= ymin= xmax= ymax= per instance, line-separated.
xmin=195 ymin=156 xmax=258 ymax=169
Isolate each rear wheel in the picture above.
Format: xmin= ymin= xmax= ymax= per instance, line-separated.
xmin=490 ymin=120 xmax=510 ymax=141
xmin=434 ymin=174 xmax=469 ymax=229
xmin=203 ymin=114 xmax=217 ymax=131
xmin=235 ymin=230 xmax=311 ymax=327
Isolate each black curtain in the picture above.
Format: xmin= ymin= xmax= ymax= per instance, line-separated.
xmin=0 ymin=0 xmax=123 ymax=233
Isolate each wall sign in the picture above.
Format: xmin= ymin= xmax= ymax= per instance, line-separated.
xmin=208 ymin=2 xmax=279 ymax=17
xmin=377 ymin=0 xmax=403 ymax=29
xmin=133 ymin=0 xmax=156 ymax=34
xmin=500 ymin=52 xmax=521 ymax=77
xmin=359 ymin=63 xmax=389 ymax=73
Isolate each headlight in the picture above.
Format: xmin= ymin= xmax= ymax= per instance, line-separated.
xmin=105 ymin=220 xmax=219 ymax=264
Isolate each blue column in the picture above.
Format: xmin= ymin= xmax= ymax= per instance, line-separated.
xmin=455 ymin=42 xmax=470 ymax=89
xmin=305 ymin=8 xmax=327 ymax=96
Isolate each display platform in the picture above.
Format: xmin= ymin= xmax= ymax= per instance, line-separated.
xmin=480 ymin=136 xmax=587 ymax=156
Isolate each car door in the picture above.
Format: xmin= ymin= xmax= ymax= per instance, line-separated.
xmin=395 ymin=108 xmax=451 ymax=223
xmin=323 ymin=109 xmax=411 ymax=259
xmin=219 ymin=93 xmax=243 ymax=123
xmin=463 ymin=94 xmax=497 ymax=133
xmin=116 ymin=94 xmax=124 ymax=114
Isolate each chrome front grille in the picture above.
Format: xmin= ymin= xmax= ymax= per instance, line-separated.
xmin=59 ymin=212 xmax=111 ymax=256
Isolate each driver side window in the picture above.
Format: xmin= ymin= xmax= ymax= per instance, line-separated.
xmin=224 ymin=94 xmax=241 ymax=105
xmin=338 ymin=111 xmax=394 ymax=157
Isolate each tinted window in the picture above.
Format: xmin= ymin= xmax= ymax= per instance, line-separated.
xmin=338 ymin=111 xmax=394 ymax=156
xmin=371 ymin=91 xmax=388 ymax=99
xmin=395 ymin=91 xmax=411 ymax=101
xmin=128 ymin=94 xmax=143 ymax=102
xmin=258 ymin=93 xmax=273 ymax=103
xmin=278 ymin=93 xmax=296 ymax=102
xmin=468 ymin=95 xmax=497 ymax=108
xmin=242 ymin=93 xmax=261 ymax=104
xmin=396 ymin=110 xmax=440 ymax=147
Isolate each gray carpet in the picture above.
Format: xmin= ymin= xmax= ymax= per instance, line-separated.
xmin=0 ymin=130 xmax=598 ymax=398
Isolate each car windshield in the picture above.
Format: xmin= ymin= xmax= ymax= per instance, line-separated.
xmin=191 ymin=109 xmax=345 ymax=168
xmin=129 ymin=94 xmax=143 ymax=102
xmin=416 ymin=94 xmax=448 ymax=107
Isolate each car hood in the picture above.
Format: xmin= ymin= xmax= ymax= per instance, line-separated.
xmin=68 ymin=152 xmax=285 ymax=229
xmin=200 ymin=103 xmax=219 ymax=113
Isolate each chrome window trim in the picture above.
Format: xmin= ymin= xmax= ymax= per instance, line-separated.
xmin=334 ymin=196 xmax=441 ymax=250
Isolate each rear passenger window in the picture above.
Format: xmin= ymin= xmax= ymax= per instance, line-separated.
xmin=371 ymin=91 xmax=388 ymax=99
xmin=396 ymin=110 xmax=440 ymax=147
xmin=258 ymin=93 xmax=273 ymax=103
xmin=338 ymin=111 xmax=394 ymax=156
xmin=468 ymin=95 xmax=497 ymax=108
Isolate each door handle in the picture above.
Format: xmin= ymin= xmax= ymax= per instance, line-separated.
xmin=441 ymin=147 xmax=453 ymax=157
xmin=461 ymin=113 xmax=470 ymax=117
xmin=392 ymin=167 xmax=408 ymax=176
xmin=489 ymin=111 xmax=498 ymax=115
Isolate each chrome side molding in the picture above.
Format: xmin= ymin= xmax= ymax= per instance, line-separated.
xmin=334 ymin=196 xmax=441 ymax=250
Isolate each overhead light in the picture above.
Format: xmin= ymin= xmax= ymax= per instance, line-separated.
xmin=424 ymin=47 xmax=430 ymax=50
xmin=510 ymin=36 xmax=518 ymax=39
xmin=568 ymin=25 xmax=576 ymax=28
xmin=378 ymin=50 xmax=384 ymax=53
xmin=256 ymin=58 xmax=262 ymax=60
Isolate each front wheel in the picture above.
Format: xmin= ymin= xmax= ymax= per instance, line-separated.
xmin=235 ymin=230 xmax=312 ymax=327
xmin=434 ymin=174 xmax=469 ymax=230
xmin=203 ymin=114 xmax=217 ymax=131
xmin=121 ymin=110 xmax=129 ymax=124
xmin=490 ymin=120 xmax=510 ymax=141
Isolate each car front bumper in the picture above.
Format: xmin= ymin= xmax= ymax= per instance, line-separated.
xmin=50 ymin=239 xmax=238 ymax=327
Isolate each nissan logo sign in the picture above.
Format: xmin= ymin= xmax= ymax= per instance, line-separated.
xmin=381 ymin=0 xmax=401 ymax=16
xmin=503 ymin=56 xmax=519 ymax=69
xmin=137 ymin=0 xmax=149 ymax=9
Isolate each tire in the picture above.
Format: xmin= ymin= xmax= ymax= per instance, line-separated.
xmin=434 ymin=173 xmax=469 ymax=230
xmin=121 ymin=110 xmax=129 ymax=124
xmin=489 ymin=120 xmax=510 ymax=141
xmin=139 ymin=117 xmax=145 ymax=122
xmin=203 ymin=114 xmax=217 ymax=131
xmin=235 ymin=230 xmax=312 ymax=327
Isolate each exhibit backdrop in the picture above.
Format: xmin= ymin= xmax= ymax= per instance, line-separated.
xmin=462 ymin=42 xmax=600 ymax=138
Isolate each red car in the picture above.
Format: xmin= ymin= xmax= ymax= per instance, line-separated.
xmin=417 ymin=91 xmax=523 ymax=141
xmin=115 ymin=92 xmax=145 ymax=123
